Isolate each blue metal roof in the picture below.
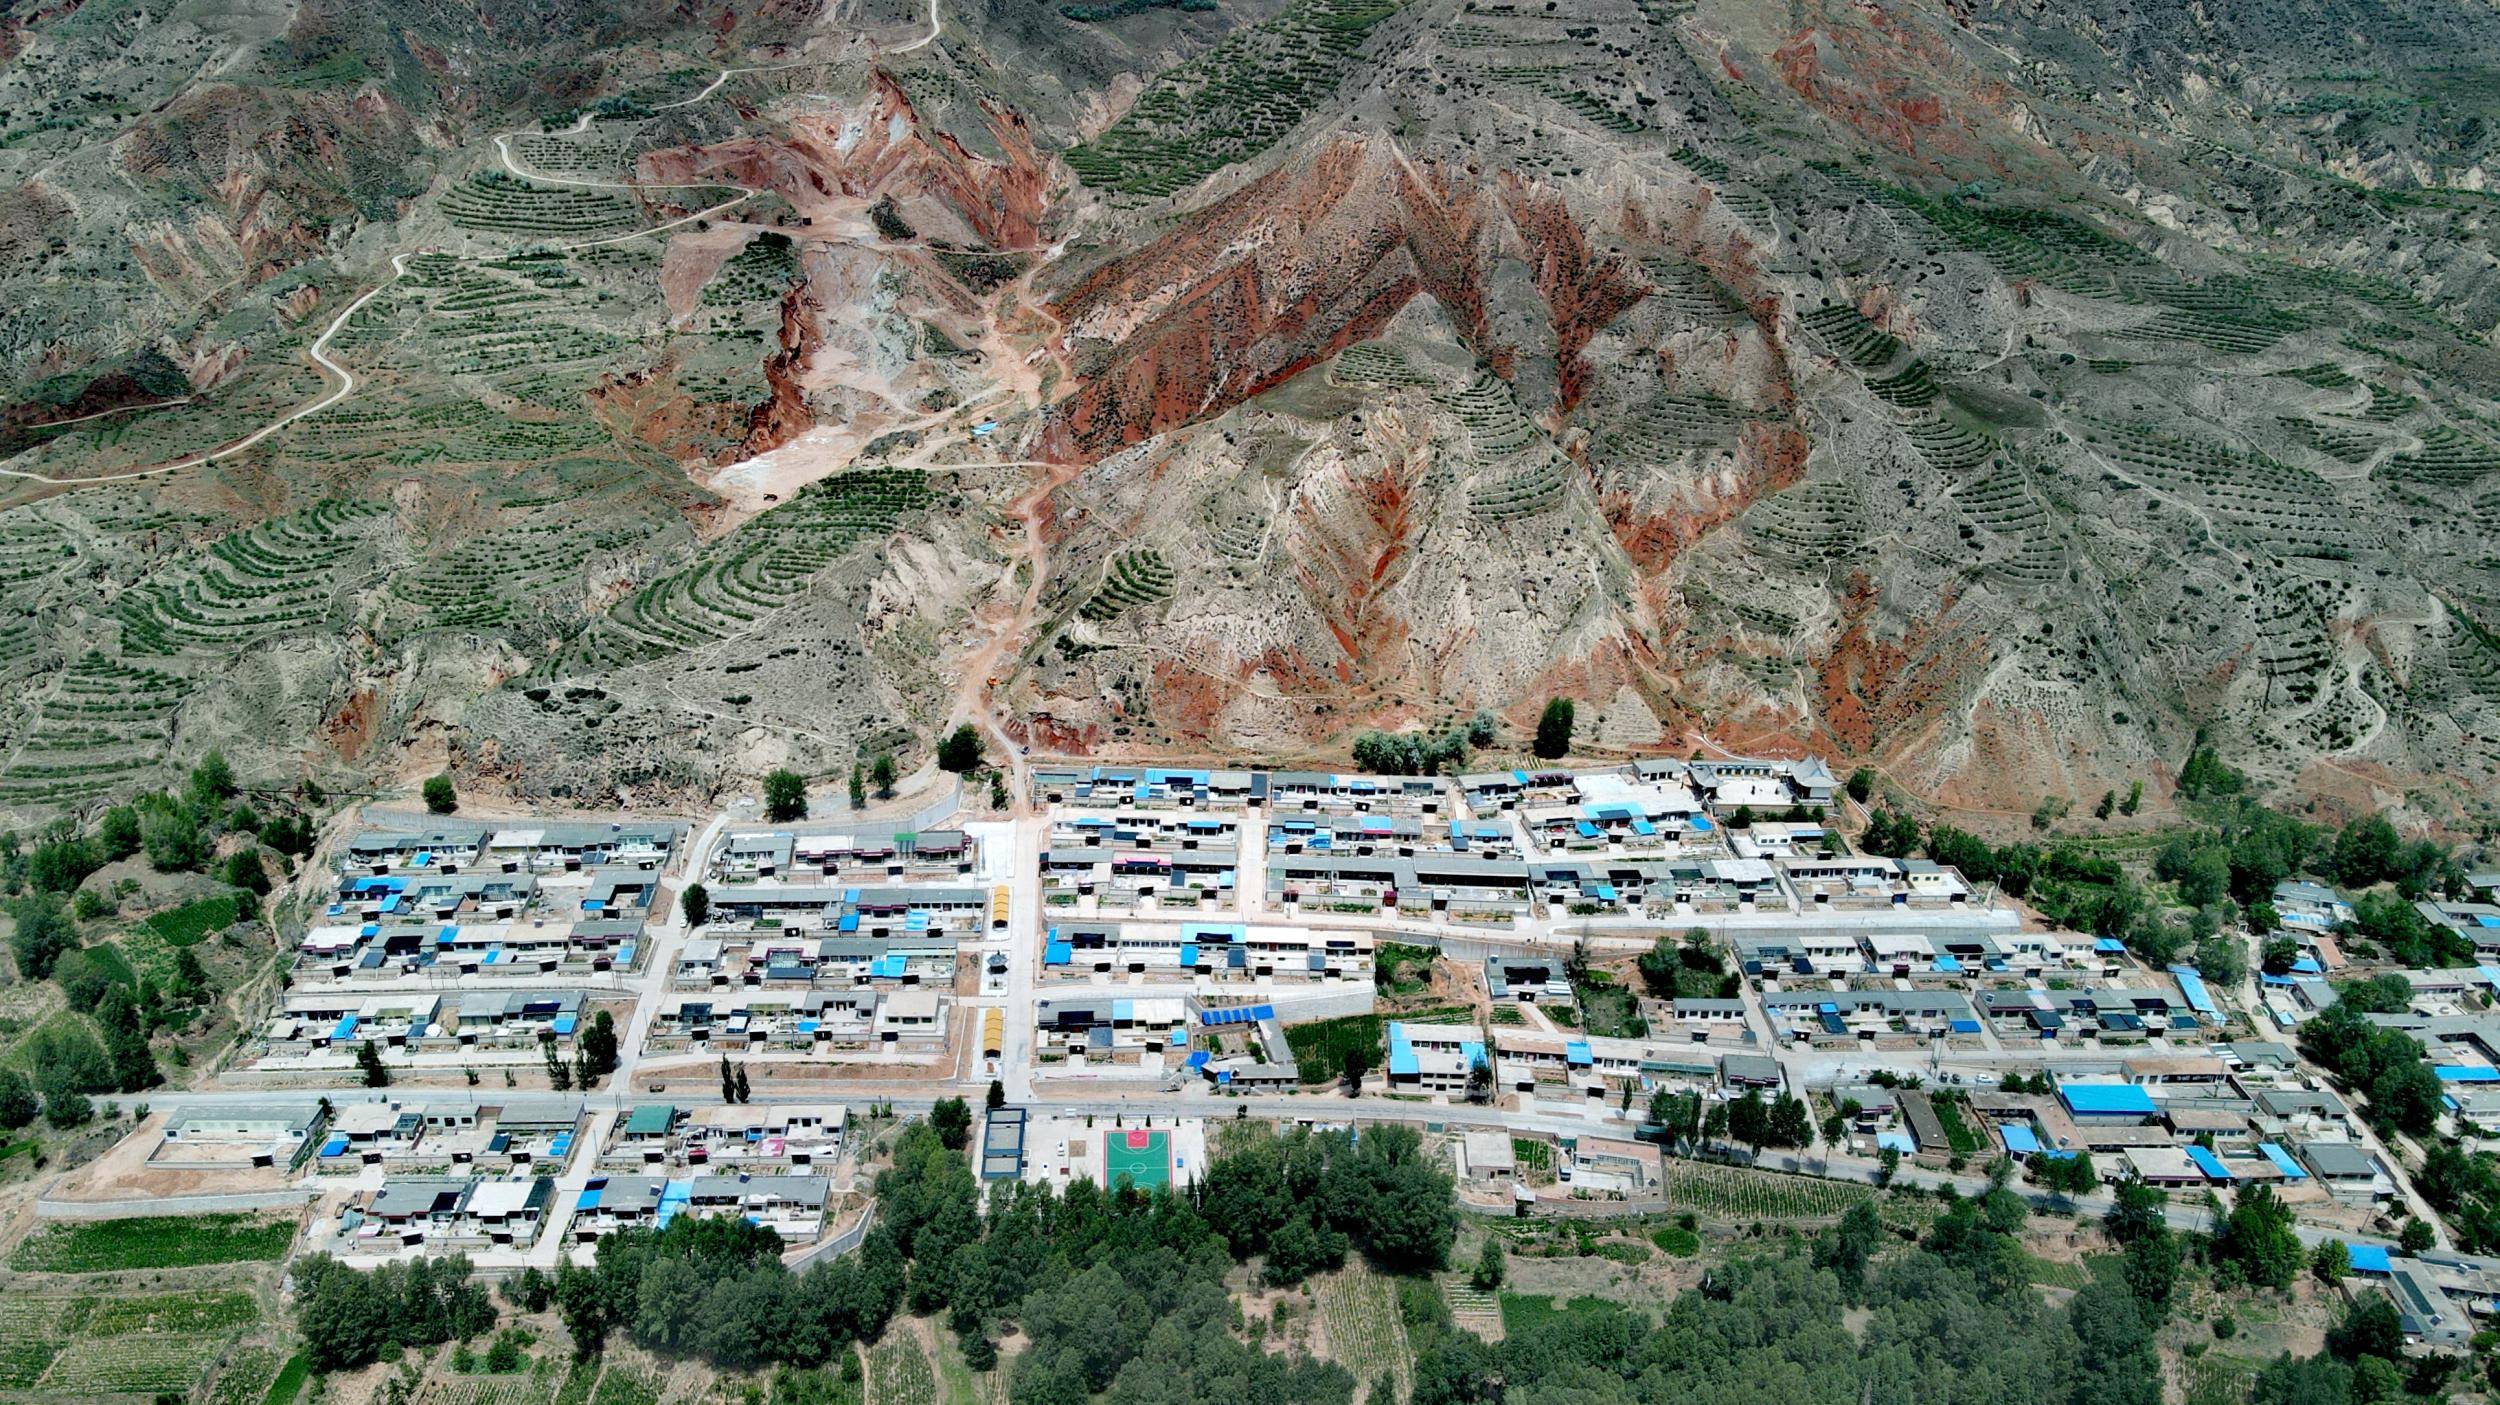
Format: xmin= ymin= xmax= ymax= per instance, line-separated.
xmin=2184 ymin=1144 xmax=2232 ymax=1180
xmin=2258 ymin=1142 xmax=2309 ymax=1180
xmin=1044 ymin=940 xmax=1072 ymax=966
xmin=2437 ymin=1066 xmax=2500 ymax=1083
xmin=2167 ymin=965 xmax=2218 ymax=1015
xmin=2346 ymin=1243 xmax=2391 ymax=1274
xmin=1565 ymin=1041 xmax=1592 ymax=1066
xmin=2059 ymin=1083 xmax=2156 ymax=1116
xmin=1998 ymin=1123 xmax=2042 ymax=1154
xmin=1387 ymin=1022 xmax=1419 ymax=1078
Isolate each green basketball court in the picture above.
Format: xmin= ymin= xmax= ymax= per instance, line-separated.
xmin=1103 ymin=1128 xmax=1171 ymax=1189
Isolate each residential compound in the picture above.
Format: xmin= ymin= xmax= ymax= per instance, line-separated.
xmin=317 ymin=821 xmax=674 ymax=963
xmin=124 ymin=753 xmax=2494 ymax=1347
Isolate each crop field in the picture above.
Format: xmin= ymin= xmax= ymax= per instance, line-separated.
xmin=390 ymin=522 xmax=637 ymax=635
xmin=1064 ymin=0 xmax=1407 ymax=196
xmin=0 ymin=1288 xmax=258 ymax=1397
xmin=421 ymin=1372 xmax=554 ymax=1405
xmin=2180 ymin=1352 xmax=2263 ymax=1405
xmin=1910 ymin=414 xmax=1999 ymax=473
xmin=1799 ymin=303 xmax=1903 ymax=368
xmin=10 ymin=1213 xmax=295 ymax=1272
xmin=1315 ymin=1265 xmax=1412 ymax=1399
xmin=2021 ymin=1253 xmax=2107 ymax=1291
xmin=138 ymin=895 xmax=243 ymax=948
xmin=2279 ymin=416 xmax=2383 ymax=465
xmin=1281 ymin=1006 xmax=1470 ymax=1084
xmin=1484 ymin=64 xmax=1643 ymax=132
xmin=1639 ymin=257 xmax=1749 ymax=323
xmin=512 ymin=129 xmax=637 ymax=179
xmin=1499 ymin=1293 xmax=1624 ymax=1335
xmin=205 ymin=1346 xmax=285 ymax=1405
xmin=868 ymin=1336 xmax=937 ymax=1405
xmin=1655 ymin=1158 xmax=1875 ymax=1221
xmin=590 ymin=1365 xmax=662 ymax=1405
xmin=1947 ymin=459 xmax=2063 ymax=585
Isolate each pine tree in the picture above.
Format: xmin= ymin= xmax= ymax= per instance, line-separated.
xmin=357 ymin=1041 xmax=391 ymax=1087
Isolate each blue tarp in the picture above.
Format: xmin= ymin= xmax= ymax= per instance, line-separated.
xmin=1950 ymin=1018 xmax=1982 ymax=1034
xmin=1934 ymin=955 xmax=1963 ymax=974
xmin=872 ymin=955 xmax=908 ymax=979
xmin=330 ymin=1015 xmax=358 ymax=1041
xmin=1179 ymin=944 xmax=1199 ymax=967
xmin=2347 ymin=1244 xmax=2391 ymax=1274
xmin=1044 ymin=941 xmax=1072 ymax=966
xmin=320 ymin=1134 xmax=349 ymax=1158
xmin=2292 ymin=958 xmax=2324 ymax=974
xmin=2185 ymin=1144 xmax=2232 ymax=1181
xmin=552 ymin=1014 xmax=578 ymax=1036
xmin=2258 ymin=1142 xmax=2309 ymax=1180
xmin=2094 ymin=937 xmax=2127 ymax=954
xmin=1565 ymin=1041 xmax=1593 ymax=1067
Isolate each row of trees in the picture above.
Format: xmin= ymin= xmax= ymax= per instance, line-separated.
xmin=305 ymin=1119 xmax=1455 ymax=1392
xmin=1862 ymin=787 xmax=2469 ymax=976
xmin=1644 ymin=1086 xmax=1812 ymax=1153
xmin=1349 ymin=713 xmax=1498 ymax=777
xmin=1343 ymin=700 xmax=1581 ymax=776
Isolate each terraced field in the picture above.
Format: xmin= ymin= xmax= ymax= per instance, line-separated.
xmin=440 ymin=170 xmax=640 ymax=238
xmin=2082 ymin=420 xmax=2374 ymax=558
xmin=0 ymin=653 xmax=197 ymax=806
xmin=569 ymin=469 xmax=935 ymax=667
xmin=2384 ymin=424 xmax=2500 ymax=487
xmin=1435 ymin=373 xmax=1573 ymax=520
xmin=1947 ymin=459 xmax=2063 ymax=585
xmin=1332 ymin=342 xmax=1436 ymax=389
xmin=1063 ymin=0 xmax=1408 ymax=196
xmin=1080 ymin=549 xmax=1178 ymax=622
xmin=702 ymin=233 xmax=803 ymax=307
xmin=114 ymin=500 xmax=384 ymax=656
